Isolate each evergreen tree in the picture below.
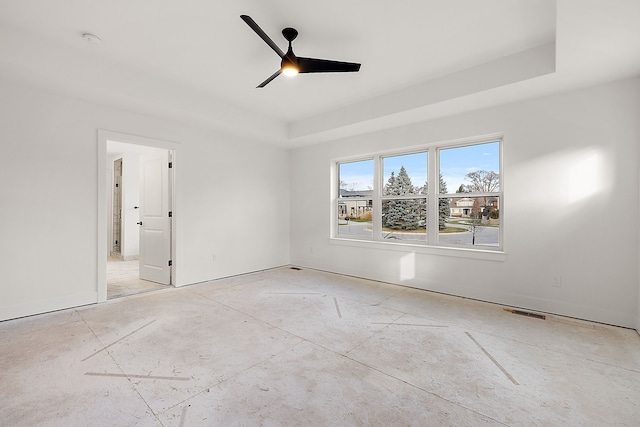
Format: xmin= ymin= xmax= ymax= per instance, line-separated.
xmin=438 ymin=173 xmax=450 ymax=230
xmin=383 ymin=166 xmax=420 ymax=230
xmin=381 ymin=171 xmax=395 ymax=226
xmin=384 ymin=171 xmax=397 ymax=195
xmin=395 ymin=166 xmax=414 ymax=195
xmin=424 ymin=174 xmax=451 ymax=230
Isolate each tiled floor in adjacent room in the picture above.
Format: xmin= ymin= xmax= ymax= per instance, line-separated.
xmin=1 ymin=266 xmax=639 ymax=426
xmin=107 ymin=256 xmax=168 ymax=299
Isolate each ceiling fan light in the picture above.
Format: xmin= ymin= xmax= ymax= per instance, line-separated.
xmin=282 ymin=66 xmax=299 ymax=77
xmin=281 ymin=55 xmax=299 ymax=77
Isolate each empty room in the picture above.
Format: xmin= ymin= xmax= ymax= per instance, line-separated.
xmin=1 ymin=1 xmax=639 ymax=425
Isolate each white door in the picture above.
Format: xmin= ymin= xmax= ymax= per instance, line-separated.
xmin=139 ymin=150 xmax=171 ymax=285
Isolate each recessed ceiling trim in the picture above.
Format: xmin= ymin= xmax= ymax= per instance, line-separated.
xmin=289 ymin=43 xmax=557 ymax=141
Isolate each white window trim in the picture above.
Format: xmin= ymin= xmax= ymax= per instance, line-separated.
xmin=332 ymin=133 xmax=505 ymax=258
xmin=328 ymin=237 xmax=507 ymax=261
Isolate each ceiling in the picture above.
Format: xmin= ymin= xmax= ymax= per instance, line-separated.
xmin=1 ymin=0 xmax=639 ymax=147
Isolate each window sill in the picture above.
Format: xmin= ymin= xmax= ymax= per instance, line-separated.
xmin=329 ymin=237 xmax=507 ymax=262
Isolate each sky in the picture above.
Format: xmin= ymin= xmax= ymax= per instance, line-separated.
xmin=339 ymin=141 xmax=499 ymax=193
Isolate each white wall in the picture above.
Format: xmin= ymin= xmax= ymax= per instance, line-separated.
xmin=106 ymin=153 xmax=116 ymax=255
xmin=0 ymin=80 xmax=290 ymax=321
xmin=1 ymin=76 xmax=637 ymax=328
xmin=290 ymin=77 xmax=640 ymax=328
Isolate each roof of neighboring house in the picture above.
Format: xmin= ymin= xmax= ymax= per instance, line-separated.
xmin=449 ymin=196 xmax=499 ymax=207
xmin=340 ymin=189 xmax=373 ymax=198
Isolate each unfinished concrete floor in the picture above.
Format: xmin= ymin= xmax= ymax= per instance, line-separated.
xmin=1 ymin=267 xmax=639 ymax=426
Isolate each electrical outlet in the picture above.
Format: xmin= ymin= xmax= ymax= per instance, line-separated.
xmin=552 ymin=275 xmax=562 ymax=287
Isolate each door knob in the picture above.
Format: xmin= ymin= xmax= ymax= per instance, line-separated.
xmin=137 ymin=221 xmax=143 ymax=225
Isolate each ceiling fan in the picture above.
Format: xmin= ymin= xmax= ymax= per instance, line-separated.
xmin=240 ymin=15 xmax=361 ymax=88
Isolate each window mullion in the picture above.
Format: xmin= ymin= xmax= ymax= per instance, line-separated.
xmin=373 ymin=155 xmax=382 ymax=241
xmin=427 ymin=147 xmax=438 ymax=245
xmin=442 ymin=192 xmax=500 ymax=198
xmin=381 ymin=194 xmax=428 ymax=200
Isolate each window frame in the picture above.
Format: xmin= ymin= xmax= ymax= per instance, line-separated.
xmin=379 ymin=150 xmax=429 ymax=242
xmin=335 ymin=157 xmax=375 ymax=240
xmin=332 ymin=134 xmax=504 ymax=256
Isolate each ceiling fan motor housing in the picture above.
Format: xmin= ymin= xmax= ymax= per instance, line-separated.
xmin=281 ymin=28 xmax=299 ymax=71
xmin=282 ymin=27 xmax=298 ymax=42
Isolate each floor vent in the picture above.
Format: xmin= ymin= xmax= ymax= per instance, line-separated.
xmin=504 ymin=308 xmax=546 ymax=320
xmin=290 ymin=267 xmax=302 ymax=271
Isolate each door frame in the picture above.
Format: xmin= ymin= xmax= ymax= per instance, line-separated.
xmin=97 ymin=130 xmax=179 ymax=302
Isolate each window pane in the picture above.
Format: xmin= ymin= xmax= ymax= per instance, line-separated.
xmin=381 ymin=198 xmax=426 ymax=241
xmin=337 ymin=201 xmax=373 ymax=239
xmin=439 ymin=141 xmax=499 ymax=194
xmin=339 ymin=159 xmax=374 ymax=193
xmin=439 ymin=196 xmax=500 ymax=247
xmin=382 ymin=152 xmax=427 ymax=195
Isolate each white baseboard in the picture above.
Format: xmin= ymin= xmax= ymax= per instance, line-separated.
xmin=0 ymin=292 xmax=97 ymax=322
xmin=292 ymin=258 xmax=637 ymax=329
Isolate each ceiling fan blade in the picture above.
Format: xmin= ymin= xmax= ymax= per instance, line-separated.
xmin=297 ymin=57 xmax=361 ymax=73
xmin=240 ymin=15 xmax=285 ymax=58
xmin=257 ymin=70 xmax=282 ymax=88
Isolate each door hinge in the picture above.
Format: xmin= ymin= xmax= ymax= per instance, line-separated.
xmin=168 ymin=211 xmax=172 ymax=217
xmin=168 ymin=161 xmax=173 ymax=168
xmin=168 ymin=260 xmax=172 ymax=267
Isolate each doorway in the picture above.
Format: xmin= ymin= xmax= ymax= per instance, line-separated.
xmin=98 ymin=130 xmax=178 ymax=302
xmin=106 ymin=256 xmax=167 ymax=299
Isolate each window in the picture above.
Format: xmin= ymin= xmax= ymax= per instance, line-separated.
xmin=381 ymin=152 xmax=428 ymax=242
xmin=337 ymin=159 xmax=374 ymax=239
xmin=439 ymin=142 xmax=500 ymax=248
xmin=334 ymin=137 xmax=502 ymax=251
